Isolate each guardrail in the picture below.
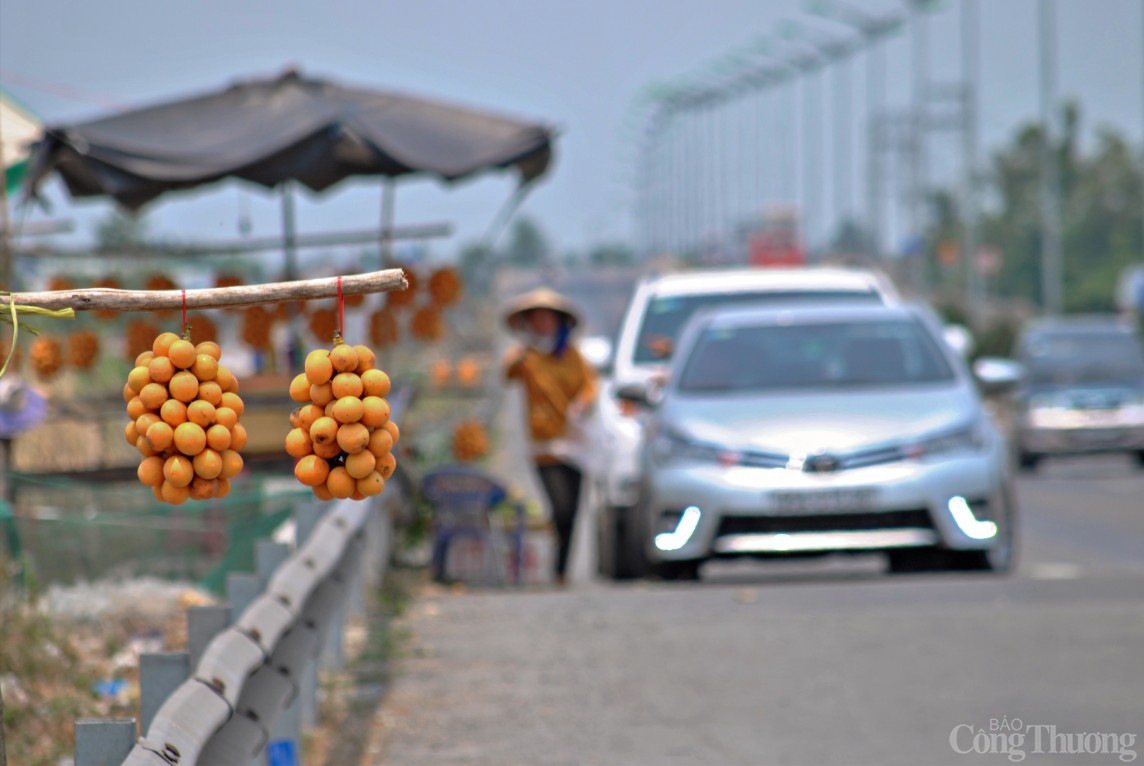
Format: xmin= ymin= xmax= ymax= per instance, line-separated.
xmin=74 ymin=492 xmax=394 ymax=765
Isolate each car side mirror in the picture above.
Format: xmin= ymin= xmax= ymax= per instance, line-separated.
xmin=943 ymin=324 xmax=976 ymax=358
xmin=972 ymin=357 xmax=1023 ymax=395
xmin=615 ymin=380 xmax=664 ymax=409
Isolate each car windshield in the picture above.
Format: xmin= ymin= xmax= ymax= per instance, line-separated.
xmin=632 ymin=289 xmax=882 ymax=364
xmin=1020 ymin=331 xmax=1144 ymax=386
xmin=677 ymin=318 xmax=956 ymax=393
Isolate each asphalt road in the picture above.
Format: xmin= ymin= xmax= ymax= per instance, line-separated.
xmin=367 ymin=450 xmax=1144 ymax=766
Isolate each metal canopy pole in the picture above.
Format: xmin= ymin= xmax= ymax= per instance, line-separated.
xmin=381 ymin=178 xmax=396 ymax=267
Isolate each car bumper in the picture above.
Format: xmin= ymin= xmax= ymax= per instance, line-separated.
xmin=1020 ymin=423 xmax=1144 ymax=456
xmin=641 ymin=450 xmax=1009 ymax=562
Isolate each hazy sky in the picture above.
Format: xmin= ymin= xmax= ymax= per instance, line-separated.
xmin=1 ymin=0 xmax=1141 ymax=262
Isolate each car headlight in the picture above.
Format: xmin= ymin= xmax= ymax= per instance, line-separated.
xmin=651 ymin=430 xmax=741 ymax=466
xmin=904 ymin=420 xmax=990 ymax=460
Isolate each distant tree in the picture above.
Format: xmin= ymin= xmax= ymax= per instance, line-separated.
xmin=458 ymin=241 xmax=496 ymax=295
xmin=95 ymin=209 xmax=150 ymax=250
xmin=503 ymin=217 xmax=551 ymax=268
xmin=829 ymin=218 xmax=873 ymax=256
xmin=930 ymin=101 xmax=1143 ymax=314
xmin=588 ymin=242 xmax=636 ymax=267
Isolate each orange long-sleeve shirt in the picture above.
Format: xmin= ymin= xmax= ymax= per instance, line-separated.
xmin=504 ymin=344 xmax=598 ymax=454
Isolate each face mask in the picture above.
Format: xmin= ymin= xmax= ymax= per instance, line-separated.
xmin=521 ymin=328 xmax=559 ymax=355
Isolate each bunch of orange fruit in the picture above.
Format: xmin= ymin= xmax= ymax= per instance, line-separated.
xmin=410 ymin=306 xmax=444 ymax=341
xmin=369 ymin=306 xmax=399 ymax=348
xmin=286 ymin=339 xmax=399 ymax=501
xmin=427 ymin=266 xmax=463 ymax=307
xmin=30 ymin=337 xmax=63 ymax=379
xmin=451 ymin=419 xmax=489 ymax=462
xmin=125 ymin=332 xmax=246 ymax=505
xmin=67 ymin=330 xmax=100 ymax=370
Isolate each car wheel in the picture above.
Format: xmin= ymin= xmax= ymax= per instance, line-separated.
xmin=596 ymin=505 xmax=641 ymax=581
xmin=622 ymin=505 xmax=650 ymax=580
xmin=653 ymin=559 xmax=701 ymax=581
xmin=1133 ymin=450 xmax=1144 ymax=469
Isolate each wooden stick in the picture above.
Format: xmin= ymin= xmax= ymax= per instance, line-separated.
xmin=0 ymin=268 xmax=407 ymax=312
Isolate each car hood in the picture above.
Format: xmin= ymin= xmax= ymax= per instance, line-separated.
xmin=661 ymin=385 xmax=978 ymax=455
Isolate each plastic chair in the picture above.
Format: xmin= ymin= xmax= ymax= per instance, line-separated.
xmin=421 ymin=465 xmax=525 ymax=585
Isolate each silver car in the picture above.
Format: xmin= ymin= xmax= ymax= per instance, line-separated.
xmin=623 ymin=303 xmax=1018 ymax=580
xmin=589 ymin=266 xmax=902 ymax=579
xmin=1011 ymin=316 xmax=1144 ymax=471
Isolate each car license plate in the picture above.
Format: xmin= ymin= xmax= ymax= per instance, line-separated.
xmin=770 ymin=488 xmax=881 ymax=515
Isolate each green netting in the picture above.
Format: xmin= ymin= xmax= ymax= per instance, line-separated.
xmin=5 ymin=470 xmax=311 ymax=595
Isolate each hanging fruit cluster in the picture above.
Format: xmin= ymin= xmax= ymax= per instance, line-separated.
xmin=241 ymin=306 xmax=275 ymax=351
xmin=287 ymin=339 xmax=399 ymax=501
xmin=30 ymin=337 xmax=63 ymax=380
xmin=67 ymin=330 xmax=100 ymax=370
xmin=368 ymin=306 xmax=399 ymax=348
xmin=410 ymin=306 xmax=444 ymax=342
xmin=427 ymin=266 xmax=463 ymax=308
xmin=451 ymin=419 xmax=489 ymax=462
xmin=126 ymin=320 xmax=162 ymax=362
xmin=126 ymin=332 xmax=246 ymax=505
xmin=308 ymin=308 xmax=338 ymax=343
xmin=188 ymin=315 xmax=219 ymax=345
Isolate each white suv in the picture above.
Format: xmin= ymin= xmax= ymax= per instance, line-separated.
xmin=588 ymin=266 xmax=902 ymax=579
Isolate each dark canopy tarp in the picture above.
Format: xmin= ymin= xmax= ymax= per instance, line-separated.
xmin=22 ymin=68 xmax=555 ymax=210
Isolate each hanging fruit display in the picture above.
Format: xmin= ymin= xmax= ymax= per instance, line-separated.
xmin=241 ymin=306 xmax=274 ymax=350
xmin=93 ymin=277 xmax=122 ymax=320
xmin=427 ymin=266 xmax=463 ymax=308
xmin=30 ymin=337 xmax=63 ymax=380
xmin=308 ymin=307 xmax=338 ymax=342
xmin=188 ymin=314 xmax=219 ymax=345
xmin=451 ymin=419 xmax=489 ymax=462
xmin=429 ymin=359 xmax=451 ymax=388
xmin=126 ymin=331 xmax=246 ymax=505
xmin=387 ymin=269 xmax=418 ymax=308
xmin=368 ymin=307 xmax=399 ymax=348
xmin=286 ymin=338 xmax=398 ymax=501
xmin=125 ymin=320 xmax=162 ymax=362
xmin=456 ymin=356 xmax=482 ymax=388
xmin=410 ymin=306 xmax=444 ymax=342
xmin=145 ymin=274 xmax=179 ymax=317
xmin=67 ymin=330 xmax=100 ymax=369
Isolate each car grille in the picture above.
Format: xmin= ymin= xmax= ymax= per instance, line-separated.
xmin=736 ymin=444 xmax=909 ymax=472
xmin=716 ymin=509 xmax=934 ymax=536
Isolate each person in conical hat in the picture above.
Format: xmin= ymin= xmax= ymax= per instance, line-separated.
xmin=502 ymin=287 xmax=598 ymax=586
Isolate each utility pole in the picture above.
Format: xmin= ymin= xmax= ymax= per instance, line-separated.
xmin=962 ymin=0 xmax=982 ymax=326
xmin=1039 ymin=0 xmax=1063 ymax=315
xmin=909 ymin=0 xmax=930 ymax=296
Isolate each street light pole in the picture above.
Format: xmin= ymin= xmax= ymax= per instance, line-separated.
xmin=962 ymin=0 xmax=982 ymax=326
xmin=1039 ymin=0 xmax=1063 ymax=315
xmin=804 ymin=1 xmax=905 ymax=261
xmin=909 ymin=0 xmax=930 ymax=296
